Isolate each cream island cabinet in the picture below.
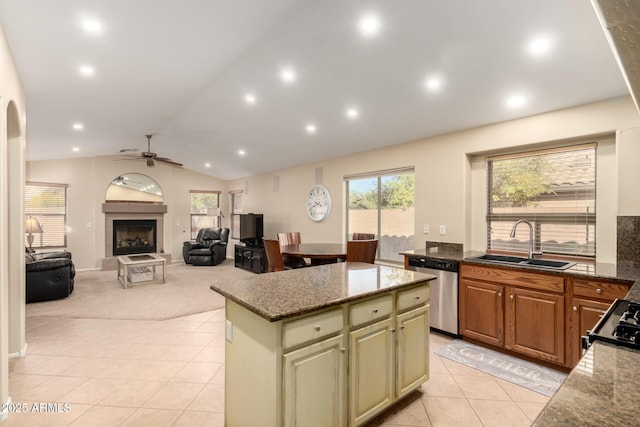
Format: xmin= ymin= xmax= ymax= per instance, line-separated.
xmin=210 ymin=262 xmax=435 ymax=427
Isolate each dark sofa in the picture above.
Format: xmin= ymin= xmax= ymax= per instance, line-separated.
xmin=26 ymin=251 xmax=75 ymax=303
xmin=183 ymin=227 xmax=230 ymax=266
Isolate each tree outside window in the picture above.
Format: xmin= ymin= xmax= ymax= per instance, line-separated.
xmin=190 ymin=191 xmax=220 ymax=239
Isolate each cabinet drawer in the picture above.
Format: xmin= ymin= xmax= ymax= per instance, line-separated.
xmin=283 ymin=308 xmax=344 ymax=349
xmin=461 ymin=264 xmax=564 ymax=293
xmin=351 ymin=295 xmax=393 ymax=328
xmin=397 ymin=285 xmax=429 ymax=312
xmin=573 ymin=279 xmax=631 ymax=301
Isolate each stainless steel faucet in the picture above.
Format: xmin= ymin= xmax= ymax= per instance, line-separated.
xmin=510 ymin=220 xmax=542 ymax=259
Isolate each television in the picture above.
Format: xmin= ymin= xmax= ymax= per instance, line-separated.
xmin=239 ymin=213 xmax=264 ymax=246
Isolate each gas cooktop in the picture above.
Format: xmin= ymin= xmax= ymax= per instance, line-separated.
xmin=588 ymin=299 xmax=640 ymax=350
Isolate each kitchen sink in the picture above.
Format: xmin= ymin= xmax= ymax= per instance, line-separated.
xmin=469 ymin=254 xmax=576 ymax=270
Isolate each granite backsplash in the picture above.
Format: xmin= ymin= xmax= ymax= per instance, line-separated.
xmin=617 ymin=216 xmax=640 ymax=264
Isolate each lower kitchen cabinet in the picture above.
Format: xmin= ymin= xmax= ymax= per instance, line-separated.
xmin=283 ymin=334 xmax=346 ymax=427
xmin=460 ymin=264 xmax=565 ymax=366
xmin=506 ymin=287 xmax=564 ymax=364
xmin=460 ymin=278 xmax=504 ymax=347
xmin=396 ymin=305 xmax=430 ymax=398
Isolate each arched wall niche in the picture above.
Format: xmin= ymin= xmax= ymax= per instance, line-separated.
xmin=105 ymin=173 xmax=164 ymax=203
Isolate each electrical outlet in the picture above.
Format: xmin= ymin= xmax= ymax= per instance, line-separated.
xmin=423 ymin=224 xmax=430 ymax=234
xmin=439 ymin=225 xmax=446 ymax=235
xmin=226 ymin=320 xmax=233 ymax=342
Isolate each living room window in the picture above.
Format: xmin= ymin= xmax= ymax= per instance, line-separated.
xmin=487 ymin=143 xmax=596 ymax=257
xmin=230 ymin=190 xmax=243 ymax=240
xmin=345 ymin=168 xmax=415 ymax=263
xmin=190 ymin=190 xmax=220 ymax=239
xmin=25 ymin=182 xmax=68 ymax=249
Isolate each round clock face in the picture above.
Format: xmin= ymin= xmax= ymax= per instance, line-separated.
xmin=306 ymin=185 xmax=331 ymax=222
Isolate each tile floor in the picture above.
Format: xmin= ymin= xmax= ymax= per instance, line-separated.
xmin=5 ymin=311 xmax=548 ymax=426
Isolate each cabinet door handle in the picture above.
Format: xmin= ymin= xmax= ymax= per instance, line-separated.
xmin=596 ymin=288 xmax=602 ymax=294
xmin=314 ymin=325 xmax=321 ymax=331
xmin=372 ymin=308 xmax=379 ymax=314
xmin=573 ymin=306 xmax=578 ymax=311
xmin=510 ymin=294 xmax=514 ymax=301
xmin=340 ymin=347 xmax=346 ymax=353
xmin=414 ymin=296 xmax=421 ymax=300
xmin=498 ymin=292 xmax=502 ymax=297
xmin=400 ymin=325 xmax=405 ymax=330
xmin=390 ymin=328 xmax=396 ymax=333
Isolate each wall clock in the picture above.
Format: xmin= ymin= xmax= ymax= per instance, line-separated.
xmin=306 ymin=184 xmax=331 ymax=222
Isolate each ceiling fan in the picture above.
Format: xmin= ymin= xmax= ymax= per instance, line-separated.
xmin=119 ymin=135 xmax=183 ymax=167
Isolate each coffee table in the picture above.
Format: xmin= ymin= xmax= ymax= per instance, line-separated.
xmin=117 ymin=253 xmax=167 ymax=289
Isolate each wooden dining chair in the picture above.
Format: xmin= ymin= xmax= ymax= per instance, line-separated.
xmin=263 ymin=238 xmax=287 ymax=272
xmin=277 ymin=232 xmax=307 ymax=268
xmin=346 ymin=239 xmax=378 ymax=264
xmin=351 ymin=233 xmax=375 ymax=240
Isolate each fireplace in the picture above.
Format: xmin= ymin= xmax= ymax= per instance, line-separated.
xmin=113 ymin=219 xmax=157 ymax=255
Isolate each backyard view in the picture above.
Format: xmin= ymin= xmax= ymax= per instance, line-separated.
xmin=347 ymin=172 xmax=415 ymax=262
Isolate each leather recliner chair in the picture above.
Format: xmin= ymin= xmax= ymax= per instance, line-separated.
xmin=26 ymin=251 xmax=75 ymax=303
xmin=183 ymin=227 xmax=230 ymax=266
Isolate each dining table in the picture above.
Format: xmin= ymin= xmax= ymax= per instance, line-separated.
xmin=280 ymin=243 xmax=347 ymax=266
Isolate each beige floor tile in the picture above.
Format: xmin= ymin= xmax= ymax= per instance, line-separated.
xmin=142 ymin=382 xmax=205 ymax=410
xmin=99 ymin=379 xmax=165 ymax=408
xmin=441 ymin=358 xmax=490 ymax=377
xmin=422 ymin=396 xmax=483 ymax=427
xmin=94 ymin=359 xmax=148 ymax=380
xmin=25 ymin=339 xmax=80 ymax=356
xmin=8 ymin=373 xmax=51 ymax=400
xmin=468 ymin=399 xmax=532 ymax=427
xmin=428 ymin=333 xmax=454 ymax=350
xmin=59 ymin=378 xmax=126 ymax=404
xmin=428 ymin=354 xmax=448 ymax=375
xmin=133 ymin=360 xmax=187 ymax=381
xmin=27 ymin=376 xmax=89 ymax=402
xmin=173 ymin=410 xmax=225 ymax=426
xmin=9 ymin=354 xmax=52 ymax=373
xmin=170 ymin=362 xmax=223 ymax=383
xmin=120 ymin=408 xmax=182 ymax=427
xmin=495 ymin=378 xmax=550 ymax=403
xmin=155 ymin=344 xmax=205 ymax=362
xmin=454 ymin=375 xmax=511 ymax=401
xmin=191 ymin=344 xmax=225 ymax=364
xmin=374 ymin=392 xmax=431 ymax=426
xmin=58 ymin=357 xmax=119 ymax=378
xmin=0 ymin=408 xmax=34 ymax=426
xmin=68 ymin=405 xmax=137 ymax=427
xmin=421 ymin=374 xmax=464 ymax=398
xmin=516 ymin=401 xmax=547 ymax=421
xmin=209 ymin=364 xmax=225 ymax=385
xmin=187 ymin=383 xmax=225 ymax=412
xmin=23 ymin=356 xmax=82 ymax=375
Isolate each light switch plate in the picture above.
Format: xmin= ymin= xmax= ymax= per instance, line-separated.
xmin=439 ymin=225 xmax=446 ymax=235
xmin=225 ymin=320 xmax=233 ymax=342
xmin=423 ymin=224 xmax=430 ymax=234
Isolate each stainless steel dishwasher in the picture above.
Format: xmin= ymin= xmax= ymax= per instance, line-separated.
xmin=407 ymin=257 xmax=459 ymax=337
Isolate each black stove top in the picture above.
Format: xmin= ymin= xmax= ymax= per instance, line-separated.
xmin=588 ymin=299 xmax=640 ymax=350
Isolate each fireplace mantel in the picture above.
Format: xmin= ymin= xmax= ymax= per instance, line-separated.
xmin=102 ymin=203 xmax=169 ymax=270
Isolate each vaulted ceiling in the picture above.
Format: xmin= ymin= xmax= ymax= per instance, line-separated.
xmin=0 ymin=1 xmax=631 ymax=180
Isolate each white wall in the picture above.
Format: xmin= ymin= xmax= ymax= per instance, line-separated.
xmin=25 ymin=156 xmax=228 ymax=270
xmin=0 ymin=23 xmax=27 ymax=422
xmin=228 ymin=96 xmax=640 ymax=264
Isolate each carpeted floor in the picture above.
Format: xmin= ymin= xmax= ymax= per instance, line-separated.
xmin=26 ymin=259 xmax=255 ymax=321
xmin=435 ymin=339 xmax=567 ymax=397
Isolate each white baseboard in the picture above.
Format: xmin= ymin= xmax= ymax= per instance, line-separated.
xmin=8 ymin=343 xmax=28 ymax=359
xmin=75 ymin=267 xmax=100 ymax=272
xmin=0 ymin=396 xmax=11 ymax=422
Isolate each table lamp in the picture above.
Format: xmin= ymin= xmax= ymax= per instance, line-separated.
xmin=25 ymin=215 xmax=43 ymax=252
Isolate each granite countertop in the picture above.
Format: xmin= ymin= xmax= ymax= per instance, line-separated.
xmin=401 ymin=247 xmax=640 ymax=425
xmin=210 ymin=262 xmax=435 ymax=322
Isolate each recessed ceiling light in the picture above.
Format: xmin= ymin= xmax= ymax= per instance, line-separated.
xmin=78 ymin=65 xmax=95 ymax=76
xmin=424 ymin=77 xmax=443 ymax=91
xmin=72 ymin=123 xmax=84 ymax=130
xmin=72 ymin=147 xmax=80 ymax=152
xmin=306 ymin=124 xmax=317 ymax=134
xmin=359 ymin=14 xmax=381 ymax=37
xmin=346 ymin=108 xmax=359 ymax=119
xmin=280 ymin=68 xmax=296 ymax=83
xmin=244 ymin=93 xmax=257 ymax=104
xmin=506 ymin=95 xmax=526 ymax=108
xmin=238 ymin=149 xmax=246 ymax=156
xmin=205 ymin=163 xmax=211 ymax=168
xmin=528 ymin=36 xmax=552 ymax=56
xmin=82 ymin=19 xmax=102 ymax=34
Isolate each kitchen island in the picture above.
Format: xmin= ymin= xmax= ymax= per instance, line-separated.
xmin=210 ymin=262 xmax=435 ymax=427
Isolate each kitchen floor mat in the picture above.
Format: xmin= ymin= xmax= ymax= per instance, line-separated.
xmin=434 ymin=339 xmax=567 ymax=397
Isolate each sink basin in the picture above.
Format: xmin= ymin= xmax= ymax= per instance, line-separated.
xmin=469 ymin=254 xmax=576 ymax=270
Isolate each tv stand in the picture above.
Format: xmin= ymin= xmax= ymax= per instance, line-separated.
xmin=234 ymin=244 xmax=265 ymax=274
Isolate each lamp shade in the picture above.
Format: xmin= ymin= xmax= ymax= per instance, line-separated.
xmin=25 ymin=216 xmax=44 ymax=234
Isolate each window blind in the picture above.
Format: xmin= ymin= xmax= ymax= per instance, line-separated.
xmin=487 ymin=144 xmax=596 ymax=257
xmin=25 ymin=182 xmax=68 ymax=249
xmin=190 ymin=191 xmax=220 ymax=239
